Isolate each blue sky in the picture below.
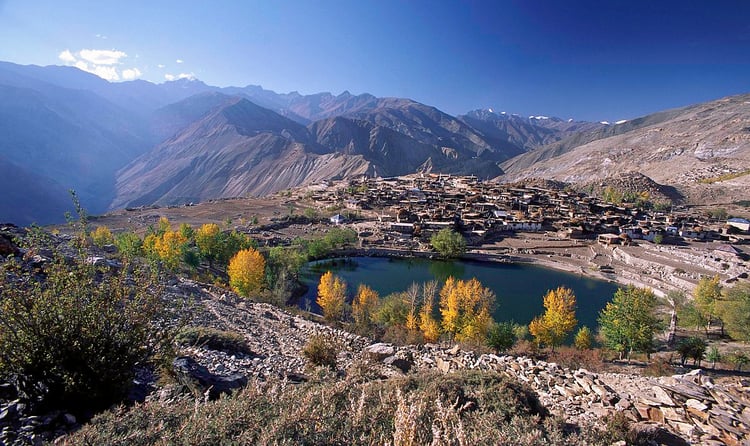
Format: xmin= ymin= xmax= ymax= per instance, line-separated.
xmin=0 ymin=0 xmax=748 ymax=121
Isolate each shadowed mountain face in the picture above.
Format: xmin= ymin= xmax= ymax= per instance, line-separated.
xmin=2 ymin=61 xmax=749 ymax=224
xmin=112 ymin=97 xmax=509 ymax=208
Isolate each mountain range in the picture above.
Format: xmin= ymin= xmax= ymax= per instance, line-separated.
xmin=1 ymin=61 xmax=748 ymax=225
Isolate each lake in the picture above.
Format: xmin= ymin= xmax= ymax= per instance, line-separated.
xmin=300 ymin=256 xmax=620 ymax=331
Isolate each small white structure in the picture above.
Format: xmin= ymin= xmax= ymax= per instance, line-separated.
xmin=330 ymin=214 xmax=346 ymax=225
xmin=727 ymin=218 xmax=750 ymax=232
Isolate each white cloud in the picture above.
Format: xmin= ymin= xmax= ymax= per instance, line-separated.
xmin=58 ymin=49 xmax=76 ymax=64
xmin=95 ymin=33 xmax=108 ymax=39
xmin=79 ymin=48 xmax=127 ymax=65
xmin=157 ymin=64 xmax=166 ymax=68
xmin=176 ymin=59 xmax=184 ymax=64
xmin=90 ymin=65 xmax=120 ymax=81
xmin=57 ymin=48 xmax=139 ymax=82
xmin=164 ymin=72 xmax=195 ymax=81
xmin=122 ymin=67 xmax=142 ymax=80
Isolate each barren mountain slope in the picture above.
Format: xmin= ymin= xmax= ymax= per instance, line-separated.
xmin=500 ymin=93 xmax=750 ymax=206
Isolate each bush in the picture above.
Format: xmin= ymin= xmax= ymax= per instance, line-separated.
xmin=548 ymin=347 xmax=606 ymax=372
xmin=90 ymin=225 xmax=114 ymax=247
xmin=487 ymin=321 xmax=516 ymax=353
xmin=302 ymin=335 xmax=338 ymax=369
xmin=574 ymin=326 xmax=593 ymax=350
xmin=642 ymin=358 xmax=675 ymax=377
xmin=0 ymin=255 xmax=163 ymax=412
xmin=175 ymin=326 xmax=252 ymax=355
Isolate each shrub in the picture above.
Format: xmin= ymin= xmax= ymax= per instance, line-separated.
xmin=175 ymin=326 xmax=252 ymax=355
xmin=90 ymin=225 xmax=114 ymax=247
xmin=0 ymin=256 xmax=163 ymax=412
xmin=302 ymin=335 xmax=338 ymax=369
xmin=574 ymin=326 xmax=593 ymax=350
xmin=706 ymin=346 xmax=721 ymax=369
xmin=548 ymin=347 xmax=606 ymax=372
xmin=642 ymin=358 xmax=675 ymax=377
xmin=114 ymin=231 xmax=143 ymax=258
xmin=487 ymin=321 xmax=517 ymax=353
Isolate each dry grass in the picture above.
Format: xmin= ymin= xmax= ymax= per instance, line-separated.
xmin=60 ymin=369 xmax=618 ymax=445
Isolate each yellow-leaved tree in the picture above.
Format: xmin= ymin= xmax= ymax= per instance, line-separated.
xmin=419 ymin=281 xmax=441 ymax=342
xmin=195 ymin=223 xmax=223 ymax=267
xmin=228 ymin=248 xmax=266 ymax=297
xmin=153 ymin=230 xmax=188 ymax=270
xmin=317 ymin=271 xmax=347 ymax=322
xmin=439 ymin=276 xmax=495 ymax=343
xmin=529 ymin=286 xmax=577 ymax=351
xmin=352 ymin=284 xmax=379 ymax=330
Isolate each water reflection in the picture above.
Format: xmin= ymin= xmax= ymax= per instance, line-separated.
xmin=301 ymin=256 xmax=619 ymax=330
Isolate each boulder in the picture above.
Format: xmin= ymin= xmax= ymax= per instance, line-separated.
xmin=0 ymin=234 xmax=19 ymax=257
xmin=173 ymin=356 xmax=248 ymax=400
xmin=364 ymin=343 xmax=396 ymax=361
xmin=384 ymin=356 xmax=412 ymax=373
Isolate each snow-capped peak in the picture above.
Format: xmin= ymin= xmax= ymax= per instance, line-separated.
xmin=615 ymin=119 xmax=628 ymax=124
xmin=600 ymin=121 xmax=610 ymax=125
xmin=529 ymin=115 xmax=549 ymax=120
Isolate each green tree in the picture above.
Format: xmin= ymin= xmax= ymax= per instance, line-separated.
xmin=706 ymin=346 xmax=721 ymax=369
xmin=598 ymin=286 xmax=660 ymax=360
xmin=574 ymin=326 xmax=593 ymax=350
xmin=114 ymin=231 xmax=143 ymax=259
xmin=694 ymin=275 xmax=723 ymax=336
xmin=677 ymin=337 xmax=706 ymax=366
xmin=430 ymin=228 xmax=467 ymax=259
xmin=195 ymin=223 xmax=223 ymax=267
xmin=529 ymin=287 xmax=577 ymax=351
xmin=716 ymin=283 xmax=750 ymax=341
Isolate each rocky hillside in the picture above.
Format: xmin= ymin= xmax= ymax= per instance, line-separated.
xmin=112 ymin=95 xmax=512 ymax=208
xmin=41 ymin=276 xmax=748 ymax=445
xmin=501 ymin=94 xmax=750 ymax=207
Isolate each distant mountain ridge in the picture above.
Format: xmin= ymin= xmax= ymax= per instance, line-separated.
xmin=1 ymin=60 xmax=748 ymax=225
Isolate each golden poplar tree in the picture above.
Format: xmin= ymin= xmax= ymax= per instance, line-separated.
xmin=439 ymin=276 xmax=495 ymax=343
xmin=317 ymin=271 xmax=347 ymax=322
xmin=228 ymin=247 xmax=266 ymax=297
xmin=352 ymin=284 xmax=379 ymax=329
xmin=153 ymin=230 xmax=188 ymax=270
xmin=419 ymin=281 xmax=441 ymax=342
xmin=529 ymin=286 xmax=577 ymax=350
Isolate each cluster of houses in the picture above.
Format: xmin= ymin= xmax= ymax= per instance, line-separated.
xmin=311 ymin=174 xmax=750 ymax=255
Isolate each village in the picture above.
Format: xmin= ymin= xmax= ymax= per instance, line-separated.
xmin=301 ymin=174 xmax=750 ymax=296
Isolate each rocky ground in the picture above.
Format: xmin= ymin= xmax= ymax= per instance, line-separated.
xmin=145 ymin=280 xmax=750 ymax=445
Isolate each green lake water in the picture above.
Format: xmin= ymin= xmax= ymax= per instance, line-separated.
xmin=300 ymin=256 xmax=620 ymax=331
